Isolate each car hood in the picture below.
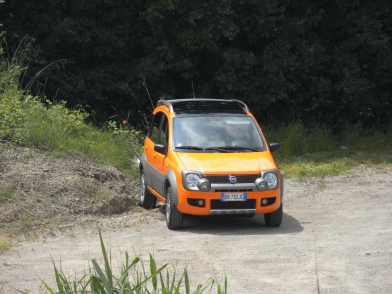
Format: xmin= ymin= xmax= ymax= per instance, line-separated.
xmin=175 ymin=151 xmax=275 ymax=173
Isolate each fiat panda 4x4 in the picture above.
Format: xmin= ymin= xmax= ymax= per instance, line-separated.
xmin=139 ymin=99 xmax=283 ymax=230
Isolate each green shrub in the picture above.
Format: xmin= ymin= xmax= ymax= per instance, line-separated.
xmin=0 ymin=56 xmax=142 ymax=177
xmin=13 ymin=98 xmax=88 ymax=148
xmin=0 ymin=69 xmax=24 ymax=139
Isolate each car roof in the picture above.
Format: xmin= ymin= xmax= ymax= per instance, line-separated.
xmin=157 ymin=98 xmax=249 ymax=115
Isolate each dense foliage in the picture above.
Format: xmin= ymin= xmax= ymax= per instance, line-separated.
xmin=0 ymin=57 xmax=142 ymax=178
xmin=1 ymin=0 xmax=391 ymax=127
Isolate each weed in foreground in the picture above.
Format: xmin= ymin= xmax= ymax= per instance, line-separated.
xmin=40 ymin=230 xmax=227 ymax=294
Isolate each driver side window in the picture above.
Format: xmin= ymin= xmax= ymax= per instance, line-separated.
xmin=158 ymin=115 xmax=168 ymax=147
xmin=148 ymin=112 xmax=168 ymax=146
xmin=148 ymin=112 xmax=163 ymax=143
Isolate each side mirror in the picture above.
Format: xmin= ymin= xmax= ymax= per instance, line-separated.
xmin=154 ymin=143 xmax=167 ymax=155
xmin=269 ymin=143 xmax=280 ymax=153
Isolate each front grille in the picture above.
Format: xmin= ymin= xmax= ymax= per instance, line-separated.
xmin=210 ymin=199 xmax=256 ymax=210
xmin=204 ymin=174 xmax=260 ymax=184
xmin=215 ymin=189 xmax=253 ymax=192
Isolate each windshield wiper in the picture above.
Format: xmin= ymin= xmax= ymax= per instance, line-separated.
xmin=219 ymin=146 xmax=260 ymax=152
xmin=175 ymin=145 xmax=259 ymax=152
xmin=203 ymin=147 xmax=229 ymax=153
xmin=175 ymin=145 xmax=204 ymax=150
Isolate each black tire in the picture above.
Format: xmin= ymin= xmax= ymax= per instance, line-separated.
xmin=139 ymin=170 xmax=157 ymax=209
xmin=264 ymin=204 xmax=283 ymax=227
xmin=165 ymin=186 xmax=183 ymax=230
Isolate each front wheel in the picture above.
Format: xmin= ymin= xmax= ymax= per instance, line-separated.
xmin=166 ymin=186 xmax=183 ymax=230
xmin=139 ymin=170 xmax=157 ymax=209
xmin=264 ymin=204 xmax=283 ymax=227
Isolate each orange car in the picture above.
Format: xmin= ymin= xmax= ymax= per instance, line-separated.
xmin=139 ymin=99 xmax=283 ymax=230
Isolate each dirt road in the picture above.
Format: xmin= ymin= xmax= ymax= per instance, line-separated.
xmin=1 ymin=167 xmax=391 ymax=293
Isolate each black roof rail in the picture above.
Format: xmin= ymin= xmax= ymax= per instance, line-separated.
xmin=157 ymin=98 xmax=249 ymax=113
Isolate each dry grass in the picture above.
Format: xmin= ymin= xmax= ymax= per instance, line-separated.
xmin=0 ymin=234 xmax=11 ymax=252
xmin=0 ymin=141 xmax=140 ymax=241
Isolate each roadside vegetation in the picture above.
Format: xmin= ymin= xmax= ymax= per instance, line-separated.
xmin=1 ymin=58 xmax=391 ymax=181
xmin=1 ymin=54 xmax=391 ymax=293
xmin=264 ymin=122 xmax=392 ymax=179
xmin=0 ymin=57 xmax=142 ymax=180
xmin=39 ymin=230 xmax=227 ymax=294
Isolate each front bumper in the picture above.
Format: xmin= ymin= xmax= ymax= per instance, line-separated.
xmin=176 ymin=189 xmax=281 ymax=216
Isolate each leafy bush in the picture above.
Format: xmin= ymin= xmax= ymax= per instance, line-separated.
xmin=0 ymin=60 xmax=25 ymax=140
xmin=0 ymin=58 xmax=142 ymax=177
xmin=14 ymin=98 xmax=89 ymax=148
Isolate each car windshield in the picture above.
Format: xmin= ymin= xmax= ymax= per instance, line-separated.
xmin=173 ymin=115 xmax=265 ymax=152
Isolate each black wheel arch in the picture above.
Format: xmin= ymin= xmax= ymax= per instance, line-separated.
xmin=165 ymin=169 xmax=179 ymax=205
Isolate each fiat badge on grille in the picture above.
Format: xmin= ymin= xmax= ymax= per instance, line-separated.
xmin=228 ymin=175 xmax=237 ymax=184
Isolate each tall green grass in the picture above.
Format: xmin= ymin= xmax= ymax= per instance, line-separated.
xmin=263 ymin=121 xmax=392 ymax=178
xmin=263 ymin=122 xmax=336 ymax=157
xmin=0 ymin=58 xmax=141 ymax=178
xmin=40 ymin=230 xmax=227 ymax=294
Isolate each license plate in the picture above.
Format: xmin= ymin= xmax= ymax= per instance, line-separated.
xmin=221 ymin=193 xmax=247 ymax=201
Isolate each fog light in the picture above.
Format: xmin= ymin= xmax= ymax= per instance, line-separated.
xmin=187 ymin=199 xmax=206 ymax=207
xmin=261 ymin=197 xmax=276 ymax=207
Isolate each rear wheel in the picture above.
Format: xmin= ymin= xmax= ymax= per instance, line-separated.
xmin=264 ymin=204 xmax=283 ymax=227
xmin=139 ymin=170 xmax=156 ymax=209
xmin=166 ymin=186 xmax=183 ymax=230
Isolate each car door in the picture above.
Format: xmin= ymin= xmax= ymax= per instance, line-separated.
xmin=154 ymin=114 xmax=168 ymax=196
xmin=144 ymin=112 xmax=163 ymax=191
xmin=144 ymin=111 xmax=168 ymax=196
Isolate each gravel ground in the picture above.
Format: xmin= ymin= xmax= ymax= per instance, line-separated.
xmin=1 ymin=166 xmax=391 ymax=293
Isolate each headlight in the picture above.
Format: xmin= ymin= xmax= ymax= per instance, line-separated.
xmin=263 ymin=172 xmax=278 ymax=189
xmin=197 ymin=178 xmax=211 ymax=192
xmin=185 ymin=173 xmax=201 ymax=189
xmin=255 ymin=178 xmax=268 ymax=191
